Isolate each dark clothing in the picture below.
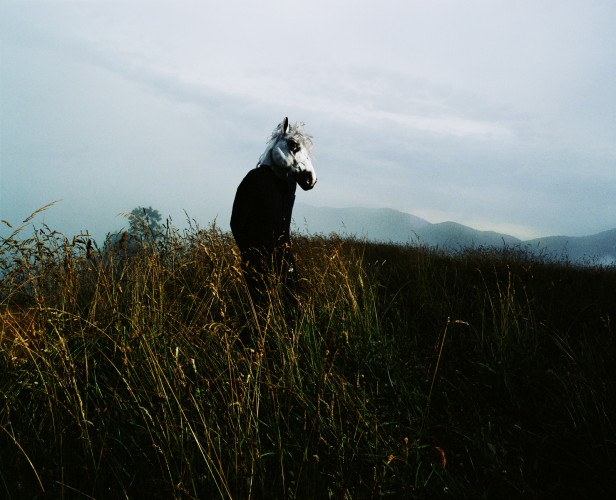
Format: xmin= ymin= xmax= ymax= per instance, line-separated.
xmin=231 ymin=165 xmax=297 ymax=295
xmin=231 ymin=165 xmax=296 ymax=255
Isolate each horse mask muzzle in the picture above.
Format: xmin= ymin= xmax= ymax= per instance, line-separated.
xmin=295 ymin=169 xmax=317 ymax=191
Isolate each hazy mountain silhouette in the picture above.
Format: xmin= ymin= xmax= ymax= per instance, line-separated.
xmin=525 ymin=229 xmax=616 ymax=265
xmin=414 ymin=221 xmax=521 ymax=249
xmin=293 ymin=205 xmax=430 ymax=243
xmin=293 ymin=204 xmax=616 ymax=264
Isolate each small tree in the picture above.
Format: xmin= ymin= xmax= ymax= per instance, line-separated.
xmin=128 ymin=206 xmax=162 ymax=243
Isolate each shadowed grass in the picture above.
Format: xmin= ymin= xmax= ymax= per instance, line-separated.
xmin=1 ymin=212 xmax=615 ymax=498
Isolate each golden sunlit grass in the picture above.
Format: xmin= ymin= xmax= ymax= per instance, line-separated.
xmin=1 ymin=209 xmax=615 ymax=498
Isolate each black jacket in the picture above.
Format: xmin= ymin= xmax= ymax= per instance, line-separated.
xmin=231 ymin=165 xmax=296 ymax=256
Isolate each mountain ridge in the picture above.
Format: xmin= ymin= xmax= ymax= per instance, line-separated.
xmin=293 ymin=204 xmax=616 ymax=264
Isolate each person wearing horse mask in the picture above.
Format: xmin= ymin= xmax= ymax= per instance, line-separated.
xmin=231 ymin=117 xmax=317 ymax=304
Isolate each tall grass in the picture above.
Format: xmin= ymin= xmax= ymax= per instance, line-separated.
xmin=1 ymin=213 xmax=615 ymax=498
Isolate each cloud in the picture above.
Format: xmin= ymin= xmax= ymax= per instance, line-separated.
xmin=2 ymin=0 xmax=616 ymax=242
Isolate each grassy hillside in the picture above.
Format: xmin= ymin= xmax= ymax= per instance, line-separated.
xmin=1 ymin=218 xmax=615 ymax=498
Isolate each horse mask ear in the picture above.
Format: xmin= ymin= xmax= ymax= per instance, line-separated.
xmin=281 ymin=117 xmax=289 ymax=135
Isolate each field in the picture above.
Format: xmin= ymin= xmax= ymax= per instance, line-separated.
xmin=1 ymin=215 xmax=615 ymax=498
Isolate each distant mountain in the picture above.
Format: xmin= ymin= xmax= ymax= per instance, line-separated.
xmin=415 ymin=221 xmax=521 ymax=249
xmin=526 ymin=229 xmax=616 ymax=264
xmin=292 ymin=205 xmax=430 ymax=244
xmin=293 ymin=204 xmax=616 ymax=264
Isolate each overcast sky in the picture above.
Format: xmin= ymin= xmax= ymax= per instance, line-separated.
xmin=1 ymin=0 xmax=615 ymax=241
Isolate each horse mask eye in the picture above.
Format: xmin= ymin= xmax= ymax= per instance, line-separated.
xmin=288 ymin=139 xmax=300 ymax=154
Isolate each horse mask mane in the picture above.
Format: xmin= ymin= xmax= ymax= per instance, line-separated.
xmin=259 ymin=117 xmax=317 ymax=191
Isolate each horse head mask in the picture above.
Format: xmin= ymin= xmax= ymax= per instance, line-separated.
xmin=260 ymin=117 xmax=317 ymax=191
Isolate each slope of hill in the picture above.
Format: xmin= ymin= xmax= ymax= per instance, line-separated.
xmin=293 ymin=205 xmax=430 ymax=243
xmin=293 ymin=204 xmax=615 ymax=264
xmin=526 ymin=228 xmax=616 ymax=264
xmin=415 ymin=221 xmax=521 ymax=249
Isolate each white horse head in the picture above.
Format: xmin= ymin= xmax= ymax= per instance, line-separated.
xmin=259 ymin=117 xmax=317 ymax=191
